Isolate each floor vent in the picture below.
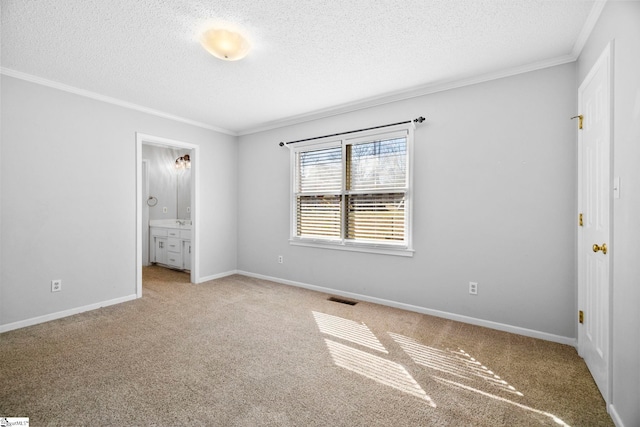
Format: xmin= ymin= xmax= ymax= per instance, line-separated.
xmin=328 ymin=296 xmax=358 ymax=306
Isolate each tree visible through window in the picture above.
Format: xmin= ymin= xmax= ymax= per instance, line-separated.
xmin=291 ymin=125 xmax=413 ymax=254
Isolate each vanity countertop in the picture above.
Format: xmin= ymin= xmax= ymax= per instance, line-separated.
xmin=149 ymin=219 xmax=192 ymax=230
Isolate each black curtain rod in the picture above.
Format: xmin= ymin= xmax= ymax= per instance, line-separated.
xmin=278 ymin=116 xmax=425 ymax=147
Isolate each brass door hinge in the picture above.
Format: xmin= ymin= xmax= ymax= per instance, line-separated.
xmin=579 ymin=310 xmax=584 ymax=324
xmin=571 ymin=115 xmax=584 ymax=130
xmin=579 ymin=213 xmax=583 ymax=227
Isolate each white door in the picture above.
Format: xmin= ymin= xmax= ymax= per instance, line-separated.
xmin=577 ymin=44 xmax=611 ymax=403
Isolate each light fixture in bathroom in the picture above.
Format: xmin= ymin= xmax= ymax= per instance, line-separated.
xmin=199 ymin=28 xmax=251 ymax=61
xmin=175 ymin=154 xmax=191 ymax=170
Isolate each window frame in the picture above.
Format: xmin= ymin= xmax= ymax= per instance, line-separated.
xmin=289 ymin=123 xmax=414 ymax=257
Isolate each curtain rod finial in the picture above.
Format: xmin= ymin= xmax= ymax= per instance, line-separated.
xmin=279 ymin=142 xmax=285 ymax=147
xmin=414 ymin=116 xmax=425 ymax=124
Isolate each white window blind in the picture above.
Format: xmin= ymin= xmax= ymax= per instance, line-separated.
xmin=346 ymin=137 xmax=407 ymax=243
xmin=296 ymin=146 xmax=342 ymax=239
xmin=291 ymin=125 xmax=413 ymax=255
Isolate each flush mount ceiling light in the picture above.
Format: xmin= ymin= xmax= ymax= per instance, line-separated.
xmin=199 ymin=28 xmax=250 ymax=61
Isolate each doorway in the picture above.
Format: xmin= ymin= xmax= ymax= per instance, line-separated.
xmin=136 ymin=133 xmax=199 ymax=297
xmin=577 ymin=43 xmax=612 ymax=405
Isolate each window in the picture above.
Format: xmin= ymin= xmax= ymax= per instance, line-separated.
xmin=290 ymin=123 xmax=414 ymax=256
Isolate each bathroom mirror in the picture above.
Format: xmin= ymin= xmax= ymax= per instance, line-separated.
xmin=143 ymin=145 xmax=192 ymax=221
xmin=177 ymin=166 xmax=191 ymax=220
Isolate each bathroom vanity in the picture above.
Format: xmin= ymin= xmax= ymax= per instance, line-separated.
xmin=149 ymin=220 xmax=192 ymax=271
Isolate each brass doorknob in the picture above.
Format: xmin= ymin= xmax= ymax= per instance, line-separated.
xmin=592 ymin=243 xmax=608 ymax=255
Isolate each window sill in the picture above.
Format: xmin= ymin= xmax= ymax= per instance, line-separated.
xmin=289 ymin=239 xmax=414 ymax=257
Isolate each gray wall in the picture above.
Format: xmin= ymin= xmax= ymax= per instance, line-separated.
xmin=0 ymin=75 xmax=238 ymax=328
xmin=578 ymin=2 xmax=640 ymax=426
xmin=237 ymin=63 xmax=577 ymax=340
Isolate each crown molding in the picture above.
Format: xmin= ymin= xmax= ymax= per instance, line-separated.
xmin=0 ymin=67 xmax=237 ymax=136
xmin=3 ymin=46 xmax=591 ymax=139
xmin=238 ymin=54 xmax=577 ymax=136
xmin=571 ymin=0 xmax=608 ymax=58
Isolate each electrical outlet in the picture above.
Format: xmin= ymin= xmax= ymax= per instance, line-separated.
xmin=51 ymin=279 xmax=62 ymax=292
xmin=469 ymin=282 xmax=478 ymax=295
xmin=278 ymin=255 xmax=283 ymax=264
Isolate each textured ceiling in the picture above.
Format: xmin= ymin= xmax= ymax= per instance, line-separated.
xmin=1 ymin=0 xmax=600 ymax=135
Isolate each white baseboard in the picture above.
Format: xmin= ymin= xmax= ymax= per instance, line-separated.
xmin=237 ymin=270 xmax=577 ymax=347
xmin=197 ymin=270 xmax=239 ymax=284
xmin=2 ymin=270 xmax=577 ymax=348
xmin=0 ymin=270 xmax=239 ymax=333
xmin=0 ymin=294 xmax=138 ymax=333
xmin=609 ymin=404 xmax=624 ymax=427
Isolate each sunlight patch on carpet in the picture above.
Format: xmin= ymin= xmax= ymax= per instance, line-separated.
xmin=389 ymin=332 xmax=523 ymax=397
xmin=312 ymin=311 xmax=387 ymax=353
xmin=324 ymin=338 xmax=436 ymax=407
xmin=433 ymin=376 xmax=570 ymax=426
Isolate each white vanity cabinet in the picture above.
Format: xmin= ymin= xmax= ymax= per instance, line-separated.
xmin=183 ymin=240 xmax=192 ymax=271
xmin=150 ymin=226 xmax=191 ymax=271
xmin=151 ymin=228 xmax=168 ymax=265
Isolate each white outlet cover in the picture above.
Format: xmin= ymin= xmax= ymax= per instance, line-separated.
xmin=469 ymin=282 xmax=478 ymax=295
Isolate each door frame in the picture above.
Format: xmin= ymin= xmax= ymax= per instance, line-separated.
xmin=142 ymin=158 xmax=150 ymax=266
xmin=136 ymin=133 xmax=200 ymax=297
xmin=576 ymin=41 xmax=613 ymax=405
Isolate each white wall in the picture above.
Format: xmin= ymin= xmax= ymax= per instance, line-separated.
xmin=0 ymin=75 xmax=238 ymax=329
xmin=578 ymin=2 xmax=640 ymax=426
xmin=237 ymin=63 xmax=577 ymax=341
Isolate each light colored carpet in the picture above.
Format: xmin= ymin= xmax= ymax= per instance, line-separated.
xmin=0 ymin=266 xmax=612 ymax=426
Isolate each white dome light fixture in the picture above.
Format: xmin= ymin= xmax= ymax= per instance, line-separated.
xmin=199 ymin=28 xmax=251 ymax=61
